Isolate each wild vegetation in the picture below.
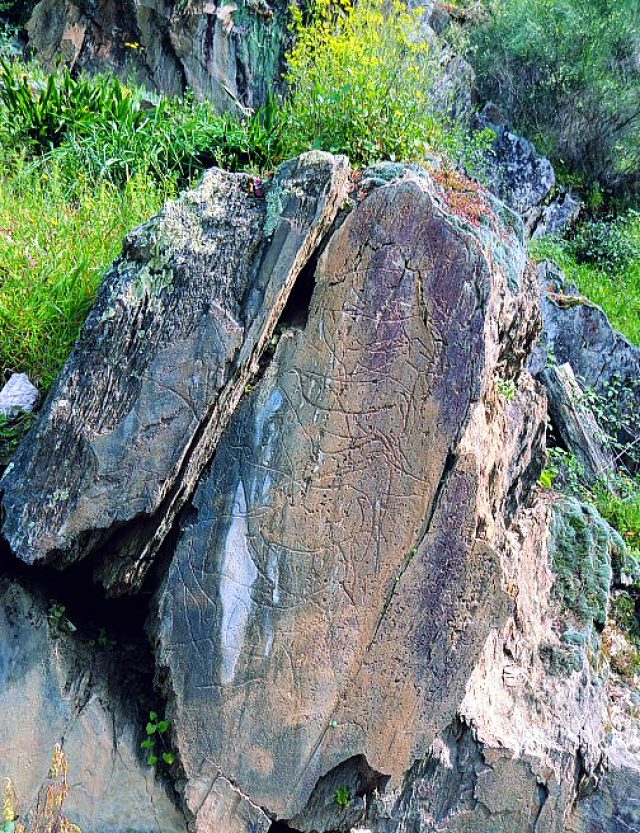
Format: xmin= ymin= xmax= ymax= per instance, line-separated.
xmin=0 ymin=0 xmax=491 ymax=395
xmin=2 ymin=746 xmax=80 ymax=833
xmin=460 ymin=0 xmax=640 ymax=197
xmin=530 ymin=212 xmax=640 ymax=345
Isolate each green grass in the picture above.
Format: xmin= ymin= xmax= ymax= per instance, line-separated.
xmin=591 ymin=476 xmax=640 ymax=562
xmin=0 ymin=159 xmax=172 ymax=389
xmin=530 ymin=234 xmax=640 ymax=345
xmin=0 ymin=0 xmax=496 ymax=402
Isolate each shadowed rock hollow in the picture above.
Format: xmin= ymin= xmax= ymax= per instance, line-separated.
xmin=1 ymin=154 xmax=638 ymax=833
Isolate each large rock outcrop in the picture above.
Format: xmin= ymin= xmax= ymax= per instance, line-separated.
xmin=25 ymin=0 xmax=289 ymax=111
xmin=1 ymin=152 xmax=349 ymax=593
xmin=1 ymin=155 xmax=638 ymax=832
xmin=150 ymin=163 xmax=548 ymax=831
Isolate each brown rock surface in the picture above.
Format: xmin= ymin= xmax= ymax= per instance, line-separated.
xmin=152 ymin=165 xmax=545 ymax=830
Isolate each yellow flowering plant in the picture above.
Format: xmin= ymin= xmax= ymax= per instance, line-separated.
xmin=279 ymin=0 xmax=449 ymax=165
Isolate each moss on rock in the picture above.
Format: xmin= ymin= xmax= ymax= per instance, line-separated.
xmin=549 ymin=497 xmax=617 ymax=628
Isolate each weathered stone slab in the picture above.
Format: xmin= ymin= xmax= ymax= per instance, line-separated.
xmin=0 ymin=152 xmax=349 ymax=593
xmin=153 ymin=166 xmax=540 ymax=830
xmin=541 ymin=363 xmax=614 ymax=485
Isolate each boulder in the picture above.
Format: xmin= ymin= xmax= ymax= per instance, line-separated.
xmin=0 ymin=575 xmax=186 ymax=833
xmin=0 ymin=373 xmax=39 ymax=419
xmin=534 ymin=260 xmax=640 ymax=471
xmin=151 ymin=163 xmax=546 ymax=830
xmin=26 ymin=0 xmax=290 ymax=111
xmin=0 ymin=152 xmax=349 ymax=593
xmin=476 ymin=104 xmax=555 ymax=230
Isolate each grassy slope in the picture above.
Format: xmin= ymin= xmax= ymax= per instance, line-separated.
xmin=0 ymin=161 xmax=171 ymax=389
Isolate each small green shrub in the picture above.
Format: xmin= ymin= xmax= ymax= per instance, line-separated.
xmin=141 ymin=711 xmax=175 ymax=767
xmin=591 ymin=476 xmax=640 ymax=562
xmin=573 ymin=210 xmax=640 ymax=271
xmin=335 ymin=785 xmax=351 ymax=809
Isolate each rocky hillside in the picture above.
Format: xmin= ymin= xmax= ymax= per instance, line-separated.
xmin=0 ymin=150 xmax=638 ymax=832
xmin=0 ymin=2 xmax=639 ymax=833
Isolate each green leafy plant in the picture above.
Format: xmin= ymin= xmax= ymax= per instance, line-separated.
xmin=539 ymin=465 xmax=558 ymax=491
xmin=141 ymin=711 xmax=175 ymax=767
xmin=495 ymin=377 xmax=516 ymax=401
xmin=573 ymin=210 xmax=640 ymax=271
xmin=47 ymin=602 xmax=77 ymax=639
xmin=335 ymin=785 xmax=351 ymax=809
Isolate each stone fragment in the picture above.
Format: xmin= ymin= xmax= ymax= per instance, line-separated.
xmin=0 ymin=152 xmax=349 ymax=593
xmin=541 ymin=363 xmax=614 ymax=484
xmin=0 ymin=373 xmax=39 ymax=419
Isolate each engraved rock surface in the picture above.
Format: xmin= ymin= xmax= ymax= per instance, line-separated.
xmin=0 ymin=152 xmax=349 ymax=592
xmin=152 ymin=165 xmax=545 ymax=830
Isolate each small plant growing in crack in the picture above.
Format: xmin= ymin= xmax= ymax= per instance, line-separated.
xmin=47 ymin=603 xmax=77 ymax=639
xmin=87 ymin=627 xmax=111 ymax=649
xmin=141 ymin=711 xmax=176 ymax=767
xmin=495 ymin=377 xmax=517 ymax=402
xmin=335 ymin=785 xmax=351 ymax=809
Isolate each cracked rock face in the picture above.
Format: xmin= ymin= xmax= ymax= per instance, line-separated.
xmin=26 ymin=0 xmax=289 ymax=112
xmin=0 ymin=152 xmax=349 ymax=593
xmin=152 ymin=166 xmax=544 ymax=831
xmin=1 ymin=154 xmax=637 ymax=833
xmin=364 ymin=493 xmax=630 ymax=833
xmin=533 ymin=259 xmax=640 ymax=471
xmin=0 ymin=577 xmax=186 ymax=833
